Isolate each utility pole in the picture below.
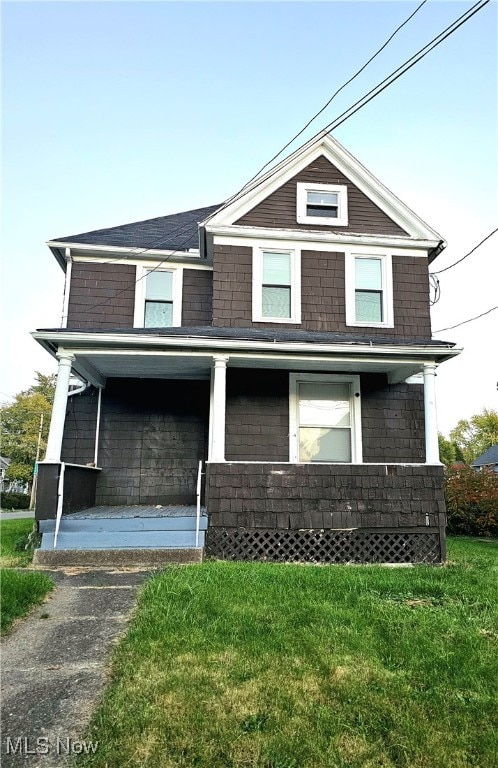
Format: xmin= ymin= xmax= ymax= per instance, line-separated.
xmin=29 ymin=413 xmax=44 ymax=510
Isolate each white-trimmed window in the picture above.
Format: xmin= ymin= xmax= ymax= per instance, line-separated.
xmin=345 ymin=251 xmax=393 ymax=328
xmin=290 ymin=374 xmax=362 ymax=463
xmin=296 ymin=182 xmax=348 ymax=226
xmin=134 ymin=266 xmax=183 ymax=327
xmin=253 ymin=247 xmax=301 ymax=323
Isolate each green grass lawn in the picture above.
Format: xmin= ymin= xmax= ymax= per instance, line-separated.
xmin=79 ymin=537 xmax=498 ymax=768
xmin=0 ymin=519 xmax=53 ymax=633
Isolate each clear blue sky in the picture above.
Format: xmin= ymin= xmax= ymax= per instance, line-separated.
xmin=2 ymin=0 xmax=497 ymax=434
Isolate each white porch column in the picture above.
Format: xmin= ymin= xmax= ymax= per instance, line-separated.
xmin=210 ymin=354 xmax=228 ymax=462
xmin=423 ymin=362 xmax=440 ymax=464
xmin=45 ymin=352 xmax=75 ymax=462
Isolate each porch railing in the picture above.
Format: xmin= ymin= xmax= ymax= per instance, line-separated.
xmin=53 ymin=462 xmax=66 ymax=549
xmin=195 ymin=460 xmax=203 ymax=548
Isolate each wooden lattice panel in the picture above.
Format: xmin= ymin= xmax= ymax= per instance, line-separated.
xmin=205 ymin=528 xmax=441 ymax=564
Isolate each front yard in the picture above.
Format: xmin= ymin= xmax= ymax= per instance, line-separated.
xmin=79 ymin=537 xmax=497 ymax=768
xmin=0 ymin=519 xmax=53 ymax=633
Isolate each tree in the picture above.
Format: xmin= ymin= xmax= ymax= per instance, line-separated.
xmin=450 ymin=408 xmax=498 ymax=464
xmin=1 ymin=372 xmax=55 ymax=485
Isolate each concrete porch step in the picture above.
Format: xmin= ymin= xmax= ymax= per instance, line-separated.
xmin=33 ymin=548 xmax=203 ymax=567
xmin=39 ymin=529 xmax=205 ymax=551
xmin=39 ymin=516 xmax=208 ymax=534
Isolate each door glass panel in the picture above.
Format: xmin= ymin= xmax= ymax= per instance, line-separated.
xmin=298 ymin=382 xmax=350 ymax=427
xmin=263 ymin=252 xmax=291 ymax=285
xmin=355 ymin=291 xmax=383 ymax=322
xmin=262 ymin=286 xmax=291 ymax=318
xmin=146 ymin=270 xmax=173 ymax=301
xmin=299 ymin=427 xmax=351 ymax=462
xmin=144 ymin=301 xmax=173 ymax=327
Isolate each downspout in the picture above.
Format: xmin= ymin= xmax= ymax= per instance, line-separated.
xmin=61 ymin=247 xmax=72 ymax=328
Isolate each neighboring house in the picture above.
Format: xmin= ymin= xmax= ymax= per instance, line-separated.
xmin=471 ymin=445 xmax=498 ymax=473
xmin=32 ymin=134 xmax=461 ymax=565
xmin=0 ymin=456 xmax=10 ymax=492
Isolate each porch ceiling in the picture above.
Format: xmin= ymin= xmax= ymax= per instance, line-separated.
xmin=66 ymin=349 xmax=428 ymax=386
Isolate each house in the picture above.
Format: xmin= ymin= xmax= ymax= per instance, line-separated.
xmin=471 ymin=445 xmax=498 ymax=473
xmin=32 ymin=133 xmax=461 ymax=565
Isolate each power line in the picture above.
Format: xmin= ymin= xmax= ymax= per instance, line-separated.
xmin=431 ymin=227 xmax=498 ymax=275
xmin=434 ymin=305 xmax=497 ymax=333
xmin=236 ymin=0 xmax=428 ymax=193
xmin=209 ymin=0 xmax=490 ymax=220
xmin=76 ymin=0 xmax=490 ymax=318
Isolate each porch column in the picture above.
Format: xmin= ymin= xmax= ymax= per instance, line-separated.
xmin=45 ymin=352 xmax=75 ymax=462
xmin=423 ymin=362 xmax=440 ymax=464
xmin=210 ymin=354 xmax=228 ymax=462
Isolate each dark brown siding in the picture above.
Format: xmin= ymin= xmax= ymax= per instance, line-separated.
xmin=236 ymin=155 xmax=408 ymax=236
xmin=361 ymin=376 xmax=425 ymax=462
xmin=213 ymin=245 xmax=432 ymax=339
xmin=206 ymin=463 xmax=445 ymax=531
xmin=67 ymin=262 xmax=136 ymax=329
xmin=226 ymin=369 xmax=289 ymax=461
xmin=62 ymin=380 xmax=209 ymax=506
xmin=182 ymin=269 xmax=213 ymax=326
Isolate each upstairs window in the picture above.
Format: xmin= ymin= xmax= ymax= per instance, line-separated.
xmin=253 ymin=246 xmax=301 ymax=323
xmin=144 ymin=270 xmax=173 ymax=327
xmin=345 ymin=251 xmax=393 ymax=328
xmin=134 ymin=266 xmax=183 ymax=327
xmin=296 ymin=182 xmax=348 ymax=226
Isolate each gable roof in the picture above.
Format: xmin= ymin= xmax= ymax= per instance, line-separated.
xmin=203 ymin=133 xmax=444 ymax=246
xmin=471 ymin=445 xmax=498 ymax=466
xmin=50 ymin=204 xmax=220 ymax=252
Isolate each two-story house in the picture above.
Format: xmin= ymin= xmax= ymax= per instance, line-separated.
xmin=33 ymin=134 xmax=460 ymax=566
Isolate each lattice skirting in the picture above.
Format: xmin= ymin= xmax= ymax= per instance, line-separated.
xmin=205 ymin=528 xmax=442 ymax=564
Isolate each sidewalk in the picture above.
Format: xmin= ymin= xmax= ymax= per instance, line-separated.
xmin=1 ymin=510 xmax=35 ymax=520
xmin=1 ymin=568 xmax=150 ymax=766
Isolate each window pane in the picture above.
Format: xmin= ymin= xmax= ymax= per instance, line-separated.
xmin=146 ymin=270 xmax=173 ymax=300
xmin=144 ymin=301 xmax=173 ymax=327
xmin=355 ymin=258 xmax=382 ymax=290
xmin=299 ymin=382 xmax=351 ymax=427
xmin=355 ymin=291 xmax=383 ymax=323
xmin=262 ymin=286 xmax=291 ymax=318
xmin=299 ymin=427 xmax=351 ymax=462
xmin=263 ymin=252 xmax=291 ymax=285
xmin=306 ymin=205 xmax=338 ymax=218
xmin=307 ymin=191 xmax=338 ymax=206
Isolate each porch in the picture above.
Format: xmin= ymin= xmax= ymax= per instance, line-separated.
xmin=32 ymin=328 xmax=456 ymax=564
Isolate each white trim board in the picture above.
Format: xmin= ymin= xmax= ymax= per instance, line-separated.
xmin=203 ymin=134 xmax=444 ymax=242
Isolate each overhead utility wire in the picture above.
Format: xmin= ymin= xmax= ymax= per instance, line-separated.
xmin=434 ymin=305 xmax=497 ymax=333
xmin=209 ymin=0 xmax=490 ymax=219
xmin=235 ymin=0 xmax=428 ymax=193
xmin=431 ymin=227 xmax=498 ymax=275
xmin=69 ymin=1 xmax=428 ymax=277
xmin=77 ymin=0 xmax=489 ymax=317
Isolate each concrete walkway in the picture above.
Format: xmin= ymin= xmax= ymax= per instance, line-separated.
xmin=1 ymin=510 xmax=35 ymax=520
xmin=1 ymin=568 xmax=150 ymax=766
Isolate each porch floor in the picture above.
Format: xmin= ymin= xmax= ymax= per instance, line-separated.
xmin=67 ymin=504 xmax=207 ymax=519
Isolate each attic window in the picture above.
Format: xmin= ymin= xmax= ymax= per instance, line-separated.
xmin=296 ymin=183 xmax=348 ymax=226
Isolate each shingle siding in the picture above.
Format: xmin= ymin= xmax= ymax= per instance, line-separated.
xmin=62 ymin=380 xmax=209 ymax=506
xmin=213 ymin=245 xmax=432 ymax=338
xmin=67 ymin=262 xmax=136 ymax=329
xmin=235 ymin=155 xmax=408 ymax=236
xmin=182 ymin=269 xmax=213 ymax=326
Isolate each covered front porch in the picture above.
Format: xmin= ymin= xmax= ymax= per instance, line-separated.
xmin=32 ymin=328 xmax=457 ymax=563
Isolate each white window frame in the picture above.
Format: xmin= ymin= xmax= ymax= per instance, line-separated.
xmin=289 ymin=373 xmax=362 ymax=463
xmin=133 ymin=265 xmax=183 ymax=328
xmin=296 ymin=182 xmax=348 ymax=226
xmin=252 ymin=246 xmax=301 ymax=324
xmin=345 ymin=249 xmax=394 ymax=328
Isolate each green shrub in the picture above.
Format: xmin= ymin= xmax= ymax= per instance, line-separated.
xmin=0 ymin=492 xmax=30 ymax=510
xmin=445 ymin=466 xmax=498 ymax=537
